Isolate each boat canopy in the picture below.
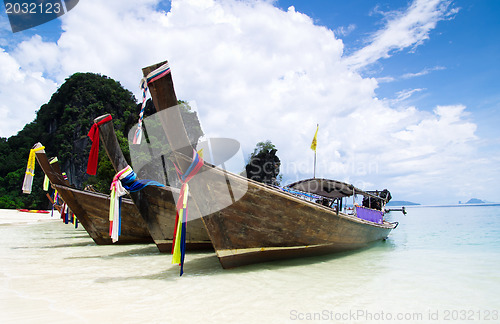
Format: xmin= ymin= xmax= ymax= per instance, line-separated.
xmin=286 ymin=178 xmax=383 ymax=201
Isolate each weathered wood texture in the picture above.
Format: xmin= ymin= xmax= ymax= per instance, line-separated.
xmin=52 ymin=184 xmax=153 ymax=244
xmin=143 ymin=60 xmax=396 ymax=268
xmin=175 ymin=152 xmax=394 ymax=268
xmin=35 ymin=149 xmax=153 ymax=245
xmin=143 ymin=61 xmax=192 ymax=159
xmin=94 ymin=115 xmax=212 ymax=252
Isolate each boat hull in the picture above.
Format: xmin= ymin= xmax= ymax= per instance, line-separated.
xmin=52 ymin=184 xmax=154 ymax=245
xmin=141 ymin=60 xmax=396 ymax=268
xmin=179 ymin=156 xmax=395 ymax=268
xmin=216 ymin=241 xmax=387 ymax=269
xmin=126 ymin=186 xmax=213 ymax=252
xmin=35 ymin=148 xmax=153 ymax=245
xmin=94 ymin=116 xmax=213 ymax=251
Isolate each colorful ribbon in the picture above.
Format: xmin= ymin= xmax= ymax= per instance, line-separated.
xmin=60 ymin=202 xmax=67 ymax=223
xmin=71 ymin=211 xmax=78 ymax=228
xmin=65 ymin=207 xmax=70 ymax=224
xmin=22 ymin=144 xmax=45 ymax=194
xmin=133 ymin=62 xmax=171 ymax=144
xmin=86 ymin=115 xmax=113 ymax=175
xmin=109 ymin=166 xmax=131 ymax=242
xmin=51 ymin=189 xmax=58 ymax=217
xmin=172 ymin=149 xmax=204 ymax=276
xmin=109 ymin=165 xmax=165 ymax=243
xmin=43 ymin=157 xmax=58 ymax=191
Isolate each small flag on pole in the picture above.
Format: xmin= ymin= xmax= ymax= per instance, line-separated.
xmin=310 ymin=124 xmax=319 ymax=152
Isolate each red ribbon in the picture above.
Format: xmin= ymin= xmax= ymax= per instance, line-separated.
xmin=86 ymin=115 xmax=113 ymax=175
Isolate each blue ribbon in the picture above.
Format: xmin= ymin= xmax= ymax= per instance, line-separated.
xmin=120 ymin=170 xmax=165 ymax=192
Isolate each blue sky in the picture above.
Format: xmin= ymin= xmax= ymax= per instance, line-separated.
xmin=1 ymin=0 xmax=499 ymax=204
xmin=278 ymin=1 xmax=500 ymax=134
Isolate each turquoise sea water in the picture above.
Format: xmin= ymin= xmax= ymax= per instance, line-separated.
xmin=0 ymin=206 xmax=499 ymax=323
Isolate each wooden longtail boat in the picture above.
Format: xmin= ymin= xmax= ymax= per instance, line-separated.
xmin=93 ymin=117 xmax=212 ymax=252
xmin=33 ymin=144 xmax=153 ymax=245
xmin=139 ymin=60 xmax=399 ymax=269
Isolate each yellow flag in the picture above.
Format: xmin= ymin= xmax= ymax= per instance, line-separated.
xmin=310 ymin=124 xmax=319 ymax=152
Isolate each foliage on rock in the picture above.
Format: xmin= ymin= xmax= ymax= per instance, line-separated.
xmin=0 ymin=73 xmax=202 ymax=209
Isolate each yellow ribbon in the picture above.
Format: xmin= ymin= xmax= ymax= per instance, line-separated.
xmin=26 ymin=146 xmax=45 ymax=173
xmin=43 ymin=157 xmax=58 ymax=191
xmin=172 ymin=183 xmax=189 ymax=265
xmin=22 ymin=145 xmax=45 ymax=194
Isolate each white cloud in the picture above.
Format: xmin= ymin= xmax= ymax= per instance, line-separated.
xmin=378 ymin=65 xmax=446 ymax=84
xmin=391 ymin=105 xmax=476 ymax=160
xmin=394 ymin=88 xmax=425 ymax=102
xmin=375 ymin=76 xmax=395 ymax=83
xmin=401 ymin=65 xmax=445 ymax=79
xmin=0 ymin=48 xmax=57 ymax=137
xmin=335 ymin=23 xmax=356 ymax=37
xmin=0 ymin=0 xmax=493 ymax=204
xmin=344 ymin=0 xmax=457 ymax=70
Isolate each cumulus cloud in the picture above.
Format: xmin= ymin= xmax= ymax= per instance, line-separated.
xmin=0 ymin=48 xmax=57 ymax=137
xmin=0 ymin=0 xmax=492 ymax=203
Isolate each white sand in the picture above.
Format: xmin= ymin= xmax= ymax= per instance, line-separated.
xmin=0 ymin=209 xmax=60 ymax=225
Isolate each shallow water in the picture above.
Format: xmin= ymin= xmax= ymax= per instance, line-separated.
xmin=0 ymin=207 xmax=499 ymax=323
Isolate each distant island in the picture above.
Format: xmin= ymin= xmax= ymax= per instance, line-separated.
xmin=383 ymin=198 xmax=500 ymax=208
xmin=386 ymin=200 xmax=420 ymax=206
xmin=460 ymin=198 xmax=486 ymax=204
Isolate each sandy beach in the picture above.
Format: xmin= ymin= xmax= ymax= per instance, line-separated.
xmin=1 ymin=207 xmax=499 ymax=323
xmin=0 ymin=209 xmax=60 ymax=225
